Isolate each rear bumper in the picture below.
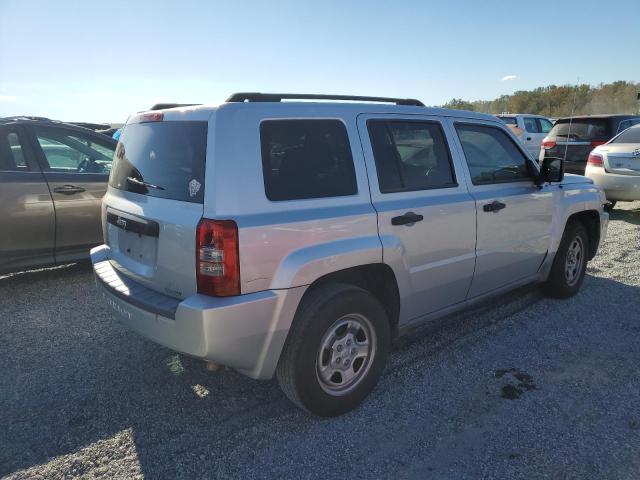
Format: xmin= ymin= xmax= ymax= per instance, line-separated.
xmin=91 ymin=245 xmax=306 ymax=379
xmin=586 ymin=166 xmax=640 ymax=201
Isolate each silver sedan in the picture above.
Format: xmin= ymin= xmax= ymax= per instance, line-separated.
xmin=585 ymin=124 xmax=640 ymax=209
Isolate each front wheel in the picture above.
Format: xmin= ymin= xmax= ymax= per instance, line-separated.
xmin=543 ymin=221 xmax=589 ymax=298
xmin=276 ymin=283 xmax=390 ymax=417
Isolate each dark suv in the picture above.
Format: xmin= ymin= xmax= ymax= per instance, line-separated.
xmin=539 ymin=114 xmax=640 ymax=174
xmin=0 ymin=117 xmax=116 ymax=274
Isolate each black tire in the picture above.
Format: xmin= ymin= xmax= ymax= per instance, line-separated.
xmin=604 ymin=201 xmax=616 ymax=212
xmin=276 ymin=283 xmax=390 ymax=417
xmin=543 ymin=221 xmax=589 ymax=299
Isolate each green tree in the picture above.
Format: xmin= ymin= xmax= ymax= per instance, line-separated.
xmin=442 ymin=81 xmax=640 ymax=116
xmin=441 ymin=98 xmax=476 ymax=111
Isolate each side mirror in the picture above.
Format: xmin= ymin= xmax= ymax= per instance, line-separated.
xmin=536 ymin=156 xmax=564 ymax=185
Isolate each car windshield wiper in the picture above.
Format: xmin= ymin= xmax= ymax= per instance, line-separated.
xmin=126 ymin=176 xmax=165 ymax=190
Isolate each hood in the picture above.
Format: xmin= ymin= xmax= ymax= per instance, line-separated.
xmin=562 ymin=173 xmax=594 ymax=185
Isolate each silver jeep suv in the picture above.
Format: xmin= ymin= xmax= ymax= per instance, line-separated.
xmin=92 ymin=93 xmax=608 ymax=416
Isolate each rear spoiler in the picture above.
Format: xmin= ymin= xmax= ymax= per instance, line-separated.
xmin=149 ymin=103 xmax=201 ymax=111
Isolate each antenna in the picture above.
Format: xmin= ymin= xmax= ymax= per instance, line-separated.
xmin=562 ymin=77 xmax=580 ymax=163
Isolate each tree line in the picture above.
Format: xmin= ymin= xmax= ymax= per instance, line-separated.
xmin=441 ymin=81 xmax=640 ymax=117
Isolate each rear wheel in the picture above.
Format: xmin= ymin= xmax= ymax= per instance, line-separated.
xmin=276 ymin=283 xmax=390 ymax=416
xmin=543 ymin=221 xmax=589 ymax=298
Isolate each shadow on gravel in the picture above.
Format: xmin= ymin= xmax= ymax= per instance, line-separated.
xmin=609 ymin=207 xmax=640 ymax=225
xmin=0 ymin=262 xmax=90 ymax=285
xmin=2 ymin=270 xmax=640 ymax=478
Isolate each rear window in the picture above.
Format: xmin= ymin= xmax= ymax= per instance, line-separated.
xmin=612 ymin=125 xmax=640 ymax=143
xmin=549 ymin=119 xmax=611 ymax=141
xmin=110 ymin=121 xmax=207 ymax=203
xmin=260 ymin=120 xmax=357 ymax=201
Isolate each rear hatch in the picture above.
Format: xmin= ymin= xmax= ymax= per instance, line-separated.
xmin=543 ymin=118 xmax=611 ymax=173
xmin=104 ymin=111 xmax=209 ymax=300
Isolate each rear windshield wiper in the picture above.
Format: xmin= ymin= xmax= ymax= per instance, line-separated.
xmin=126 ymin=176 xmax=165 ymax=190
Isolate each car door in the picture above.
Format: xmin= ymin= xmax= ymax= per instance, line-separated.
xmin=447 ymin=119 xmax=554 ymax=298
xmin=29 ymin=125 xmax=116 ymax=263
xmin=358 ymin=114 xmax=476 ymax=322
xmin=0 ymin=124 xmax=55 ymax=273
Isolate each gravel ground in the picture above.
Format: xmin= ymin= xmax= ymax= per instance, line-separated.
xmin=2 ymin=203 xmax=640 ymax=480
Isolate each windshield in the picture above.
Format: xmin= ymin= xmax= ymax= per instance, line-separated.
xmin=612 ymin=125 xmax=640 ymax=144
xmin=549 ymin=119 xmax=610 ymax=141
xmin=109 ymin=121 xmax=207 ymax=203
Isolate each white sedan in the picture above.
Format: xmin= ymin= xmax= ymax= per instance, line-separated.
xmin=585 ymin=124 xmax=640 ymax=210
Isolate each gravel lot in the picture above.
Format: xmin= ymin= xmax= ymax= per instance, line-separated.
xmin=2 ymin=203 xmax=640 ymax=480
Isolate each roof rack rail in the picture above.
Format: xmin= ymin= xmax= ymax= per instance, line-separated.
xmin=225 ymin=93 xmax=425 ymax=107
xmin=150 ymin=103 xmax=201 ymax=111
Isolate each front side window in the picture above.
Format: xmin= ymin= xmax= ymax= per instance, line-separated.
xmin=367 ymin=120 xmax=456 ymax=193
xmin=35 ymin=127 xmax=114 ymax=174
xmin=538 ymin=118 xmax=553 ymax=133
xmin=456 ymin=124 xmax=531 ymax=185
xmin=260 ymin=120 xmax=357 ymax=201
xmin=0 ymin=130 xmax=28 ymax=171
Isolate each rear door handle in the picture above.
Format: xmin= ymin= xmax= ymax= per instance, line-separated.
xmin=483 ymin=201 xmax=506 ymax=213
xmin=391 ymin=212 xmax=424 ymax=226
xmin=53 ymin=184 xmax=86 ymax=195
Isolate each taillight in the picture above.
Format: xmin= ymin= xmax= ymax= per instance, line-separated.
xmin=591 ymin=140 xmax=607 ymax=148
xmin=542 ymin=139 xmax=556 ymax=149
xmin=196 ymin=219 xmax=240 ymax=296
xmin=587 ymin=152 xmax=604 ymax=166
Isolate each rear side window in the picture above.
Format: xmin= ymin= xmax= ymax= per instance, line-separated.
xmin=498 ymin=117 xmax=517 ymax=126
xmin=549 ymin=119 xmax=611 ymax=141
xmin=0 ymin=130 xmax=28 ymax=171
xmin=616 ymin=118 xmax=640 ymax=134
xmin=456 ymin=123 xmax=531 ymax=184
xmin=523 ymin=117 xmax=538 ymax=133
xmin=260 ymin=120 xmax=357 ymax=201
xmin=367 ymin=120 xmax=456 ymax=193
xmin=110 ymin=121 xmax=207 ymax=203
xmin=612 ymin=125 xmax=640 ymax=143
